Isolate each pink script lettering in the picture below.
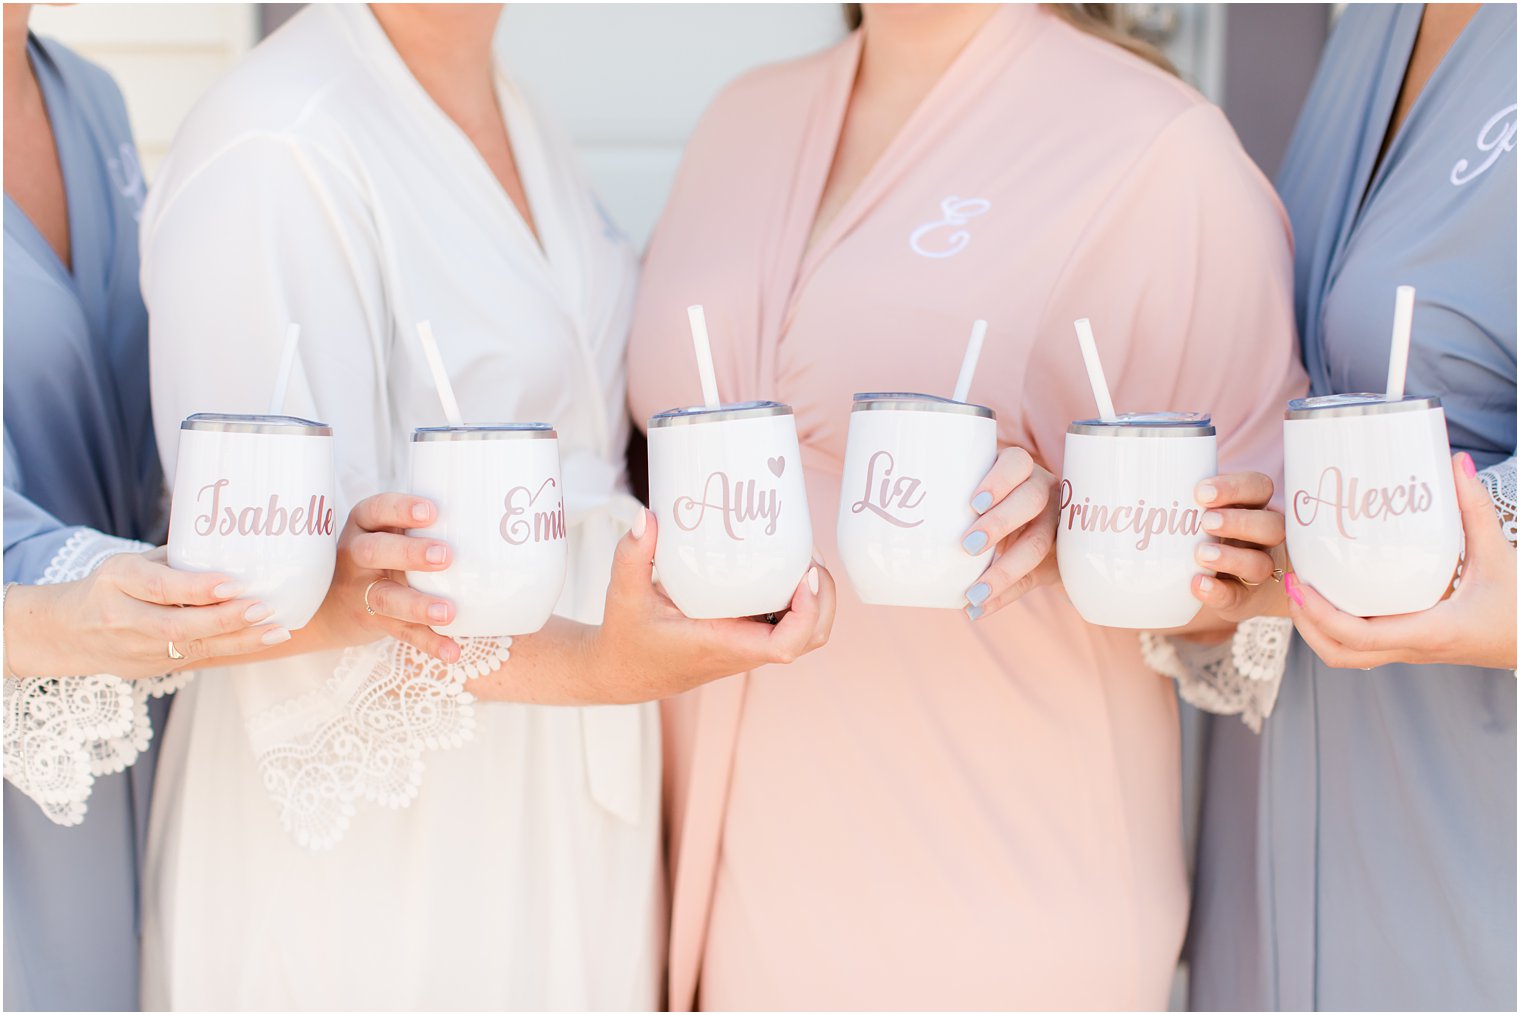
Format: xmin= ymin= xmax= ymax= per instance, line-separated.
xmin=673 ymin=471 xmax=780 ymax=540
xmin=1291 ymin=466 xmax=1433 ymax=540
xmin=500 ymin=478 xmax=566 ymax=545
xmin=851 ymin=450 xmax=926 ymax=528
xmin=1058 ymin=479 xmax=1203 ymax=551
xmin=193 ymin=478 xmax=334 ymax=538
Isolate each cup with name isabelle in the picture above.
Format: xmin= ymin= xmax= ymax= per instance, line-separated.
xmin=1056 ymin=412 xmax=1217 ymax=629
xmin=405 ymin=423 xmax=568 ymax=637
xmin=1283 ymin=394 xmax=1460 ymax=617
xmin=647 ymin=401 xmax=813 ymax=619
xmin=835 ymin=392 xmax=997 ymax=608
xmin=168 ymin=413 xmax=338 ymax=629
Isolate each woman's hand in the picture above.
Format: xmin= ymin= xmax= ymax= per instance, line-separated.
xmin=960 ymin=447 xmax=1060 ymax=620
xmin=581 ymin=509 xmax=836 ymax=703
xmin=308 ymin=493 xmax=463 ymax=663
xmin=1186 ymin=471 xmax=1290 ymax=627
xmin=1286 ymin=453 xmax=1517 ymax=671
xmin=3 ymin=549 xmax=282 ymax=679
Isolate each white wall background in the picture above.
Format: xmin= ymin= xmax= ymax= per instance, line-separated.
xmin=30 ymin=2 xmax=1223 ymax=251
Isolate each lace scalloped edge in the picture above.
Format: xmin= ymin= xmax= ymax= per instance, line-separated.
xmin=248 ymin=635 xmax=509 ymax=850
xmin=1139 ymin=616 xmax=1292 ymax=733
xmin=3 ymin=531 xmax=189 ymax=826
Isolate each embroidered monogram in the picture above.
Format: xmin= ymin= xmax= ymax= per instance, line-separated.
xmin=106 ymin=143 xmax=146 ymax=220
xmin=909 ymin=196 xmax=991 ymax=258
xmin=1450 ymin=102 xmax=1517 ymax=186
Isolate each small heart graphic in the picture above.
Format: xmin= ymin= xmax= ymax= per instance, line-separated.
xmin=768 ymin=456 xmax=786 ymax=477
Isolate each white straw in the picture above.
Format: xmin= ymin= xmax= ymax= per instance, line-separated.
xmin=951 ymin=319 xmax=989 ymax=403
xmin=415 ymin=320 xmax=463 ymax=426
xmin=1385 ymin=285 xmax=1416 ymax=401
xmin=267 ymin=323 xmax=301 ymax=415
xmin=686 ymin=304 xmax=721 ymax=410
xmin=1073 ymin=318 xmax=1118 ymax=421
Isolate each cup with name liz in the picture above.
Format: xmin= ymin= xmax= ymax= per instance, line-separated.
xmin=646 ymin=305 xmax=812 ymax=619
xmin=1055 ymin=319 xmax=1217 ymax=629
xmin=835 ymin=320 xmax=999 ymax=607
xmin=1282 ymin=286 xmax=1460 ymax=616
xmin=167 ymin=326 xmax=337 ymax=628
xmin=403 ymin=322 xmax=568 ymax=636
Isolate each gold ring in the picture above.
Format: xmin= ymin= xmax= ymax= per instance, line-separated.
xmin=168 ymin=641 xmax=186 ymax=661
xmin=363 ymin=579 xmax=384 ymax=617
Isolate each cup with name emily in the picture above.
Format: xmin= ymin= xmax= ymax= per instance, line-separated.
xmin=1283 ymin=394 xmax=1459 ymax=616
xmin=647 ymin=401 xmax=813 ymax=619
xmin=1057 ymin=413 xmax=1218 ymax=629
xmin=405 ymin=423 xmax=568 ymax=636
xmin=167 ymin=413 xmax=338 ymax=629
xmin=836 ymin=393 xmax=997 ymax=607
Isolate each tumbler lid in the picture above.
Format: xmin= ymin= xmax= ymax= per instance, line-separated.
xmin=1285 ymin=393 xmax=1442 ymax=420
xmin=181 ymin=412 xmax=332 ymax=436
xmin=1067 ymin=411 xmax=1214 ymax=438
xmin=412 ymin=423 xmax=556 ymax=441
xmin=648 ymin=400 xmax=793 ymax=428
xmin=850 ymin=391 xmax=996 ymax=420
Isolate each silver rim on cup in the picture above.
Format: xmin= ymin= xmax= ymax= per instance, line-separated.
xmin=181 ymin=412 xmax=333 ymax=436
xmin=1285 ymin=393 xmax=1442 ymax=420
xmin=412 ymin=423 xmax=557 ymax=441
xmin=648 ymin=400 xmax=793 ymax=428
xmin=850 ymin=391 xmax=996 ymax=420
xmin=1067 ymin=411 xmax=1215 ymax=438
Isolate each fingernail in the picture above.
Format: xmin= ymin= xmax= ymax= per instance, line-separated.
xmin=1284 ymin=572 xmax=1304 ymax=607
xmin=428 ymin=603 xmax=450 ymax=623
xmin=425 ymin=544 xmax=448 ymax=565
xmin=806 ymin=566 xmax=819 ymax=595
xmin=962 ymin=530 xmax=988 ymax=555
xmin=261 ymin=627 xmax=292 ymax=646
xmin=1203 ymin=511 xmax=1224 ymax=533
xmin=213 ymin=581 xmax=243 ymax=599
xmin=1197 ymin=482 xmax=1217 ymax=505
xmin=1460 ymin=453 xmax=1477 ymax=478
xmin=412 ymin=501 xmax=432 ymax=523
xmin=631 ymin=508 xmax=647 ymax=539
xmin=1197 ymin=543 xmax=1222 ymax=564
xmin=965 ymin=581 xmax=991 ymax=606
xmin=965 ymin=603 xmax=984 ymax=621
xmin=243 ymin=602 xmax=273 ymax=623
xmin=1198 ymin=576 xmax=1216 ymax=593
xmin=971 ymin=491 xmax=994 ymax=514
xmin=442 ymin=642 xmax=461 ymax=664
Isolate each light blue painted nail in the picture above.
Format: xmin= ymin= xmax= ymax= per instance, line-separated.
xmin=966 ymin=582 xmax=991 ymax=606
xmin=971 ymin=491 xmax=993 ymax=514
xmin=962 ymin=530 xmax=988 ymax=555
xmin=965 ymin=603 xmax=984 ymax=621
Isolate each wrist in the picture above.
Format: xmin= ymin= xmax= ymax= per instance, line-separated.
xmin=4 ymin=584 xmax=64 ymax=679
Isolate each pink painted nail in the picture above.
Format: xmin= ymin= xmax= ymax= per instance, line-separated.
xmin=1460 ymin=453 xmax=1477 ymax=479
xmin=412 ymin=501 xmax=432 ymax=523
xmin=261 ymin=627 xmax=292 ymax=646
xmin=1284 ymin=572 xmax=1304 ymax=607
xmin=631 ymin=508 xmax=648 ymax=540
xmin=425 ymin=544 xmax=448 ymax=565
xmin=806 ymin=567 xmax=819 ymax=595
xmin=1198 ymin=575 xmax=1216 ymax=593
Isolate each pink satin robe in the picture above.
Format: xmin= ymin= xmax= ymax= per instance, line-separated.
xmin=627 ymin=7 xmax=1307 ymax=1009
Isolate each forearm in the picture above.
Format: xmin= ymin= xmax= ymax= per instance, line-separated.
xmin=3 ymin=583 xmax=76 ymax=678
xmin=459 ymin=616 xmax=614 ymax=705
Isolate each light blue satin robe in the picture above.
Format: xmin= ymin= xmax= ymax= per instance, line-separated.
xmin=1189 ymin=5 xmax=1517 ymax=1010
xmin=3 ymin=35 xmax=165 ymax=1012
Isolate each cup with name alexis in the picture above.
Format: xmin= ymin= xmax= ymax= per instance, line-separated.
xmin=167 ymin=413 xmax=338 ymax=628
xmin=1056 ymin=412 xmax=1217 ymax=630
xmin=405 ymin=423 xmax=568 ymax=637
xmin=647 ymin=401 xmax=813 ymax=619
xmin=835 ymin=392 xmax=997 ymax=607
xmin=1283 ymin=394 xmax=1460 ymax=616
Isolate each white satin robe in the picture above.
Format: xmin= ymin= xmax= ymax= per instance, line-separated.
xmin=138 ymin=6 xmax=660 ymax=1009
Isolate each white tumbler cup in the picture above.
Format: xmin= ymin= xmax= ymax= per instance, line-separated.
xmin=167 ymin=413 xmax=337 ymax=629
xmin=1283 ymin=394 xmax=1460 ymax=616
xmin=406 ymin=423 xmax=568 ymax=637
xmin=1057 ymin=412 xmax=1217 ymax=630
xmin=835 ymin=392 xmax=997 ymax=608
xmin=648 ymin=401 xmax=813 ymax=619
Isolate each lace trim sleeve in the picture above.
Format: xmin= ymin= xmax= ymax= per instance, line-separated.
xmin=1477 ymin=456 xmax=1517 ymax=546
xmin=1139 ymin=616 xmax=1294 ymax=733
xmin=3 ymin=531 xmax=189 ymax=825
xmin=243 ymin=636 xmax=507 ymax=849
